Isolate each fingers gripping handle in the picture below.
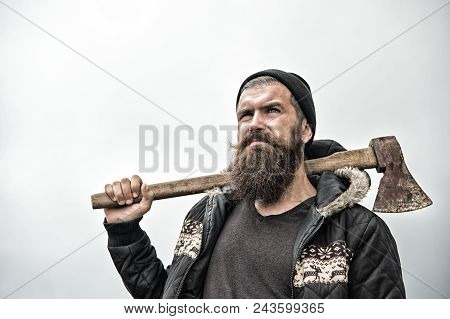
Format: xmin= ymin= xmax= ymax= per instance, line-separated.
xmin=91 ymin=173 xmax=230 ymax=209
xmin=91 ymin=193 xmax=143 ymax=209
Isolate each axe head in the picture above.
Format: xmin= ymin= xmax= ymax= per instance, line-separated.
xmin=369 ymin=136 xmax=432 ymax=213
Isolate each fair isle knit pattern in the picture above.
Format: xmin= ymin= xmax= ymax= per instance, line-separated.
xmin=174 ymin=220 xmax=203 ymax=259
xmin=293 ymin=240 xmax=353 ymax=287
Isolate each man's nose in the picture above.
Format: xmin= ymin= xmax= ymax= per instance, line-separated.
xmin=248 ymin=112 xmax=266 ymax=131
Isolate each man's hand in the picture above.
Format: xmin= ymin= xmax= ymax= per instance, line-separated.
xmin=104 ymin=175 xmax=154 ymax=223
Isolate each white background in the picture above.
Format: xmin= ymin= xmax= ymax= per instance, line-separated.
xmin=0 ymin=0 xmax=448 ymax=298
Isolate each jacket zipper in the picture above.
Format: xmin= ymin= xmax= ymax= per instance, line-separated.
xmin=174 ymin=254 xmax=198 ymax=298
xmin=174 ymin=195 xmax=214 ymax=298
xmin=290 ymin=215 xmax=324 ymax=298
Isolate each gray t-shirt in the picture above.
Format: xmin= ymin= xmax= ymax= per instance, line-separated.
xmin=202 ymin=196 xmax=316 ymax=298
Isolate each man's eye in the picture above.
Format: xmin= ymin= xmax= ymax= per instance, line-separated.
xmin=239 ymin=112 xmax=252 ymax=120
xmin=268 ymin=108 xmax=280 ymax=113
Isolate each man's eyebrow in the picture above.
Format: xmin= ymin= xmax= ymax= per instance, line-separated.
xmin=236 ymin=102 xmax=283 ymax=117
xmin=261 ymin=102 xmax=282 ymax=109
xmin=236 ymin=108 xmax=251 ymax=117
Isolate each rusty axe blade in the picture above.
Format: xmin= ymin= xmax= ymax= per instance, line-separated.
xmin=369 ymin=136 xmax=432 ymax=213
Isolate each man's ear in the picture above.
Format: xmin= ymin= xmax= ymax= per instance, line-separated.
xmin=301 ymin=120 xmax=313 ymax=144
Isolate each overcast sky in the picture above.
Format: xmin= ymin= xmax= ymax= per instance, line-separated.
xmin=0 ymin=0 xmax=449 ymax=298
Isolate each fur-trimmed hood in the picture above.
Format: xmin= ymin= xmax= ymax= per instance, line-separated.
xmin=313 ymin=167 xmax=370 ymax=217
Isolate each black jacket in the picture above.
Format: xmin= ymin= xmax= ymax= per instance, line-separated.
xmin=104 ymin=140 xmax=406 ymax=298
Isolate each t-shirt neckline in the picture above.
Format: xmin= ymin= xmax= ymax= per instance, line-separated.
xmin=250 ymin=196 xmax=316 ymax=221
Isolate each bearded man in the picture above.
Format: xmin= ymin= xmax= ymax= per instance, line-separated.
xmin=103 ymin=69 xmax=406 ymax=299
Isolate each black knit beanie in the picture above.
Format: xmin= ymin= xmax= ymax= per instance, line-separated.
xmin=236 ymin=69 xmax=316 ymax=150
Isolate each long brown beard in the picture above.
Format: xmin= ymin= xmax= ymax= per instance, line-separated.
xmin=227 ymin=126 xmax=304 ymax=206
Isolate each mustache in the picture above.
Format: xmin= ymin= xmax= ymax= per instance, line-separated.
xmin=232 ymin=130 xmax=282 ymax=150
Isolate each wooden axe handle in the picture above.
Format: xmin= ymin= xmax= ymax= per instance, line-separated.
xmin=91 ymin=147 xmax=377 ymax=209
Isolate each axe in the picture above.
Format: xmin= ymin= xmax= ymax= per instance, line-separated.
xmin=91 ymin=136 xmax=432 ymax=213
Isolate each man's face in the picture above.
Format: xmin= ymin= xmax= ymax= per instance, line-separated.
xmin=228 ymin=83 xmax=312 ymax=205
xmin=236 ymin=83 xmax=310 ymax=150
